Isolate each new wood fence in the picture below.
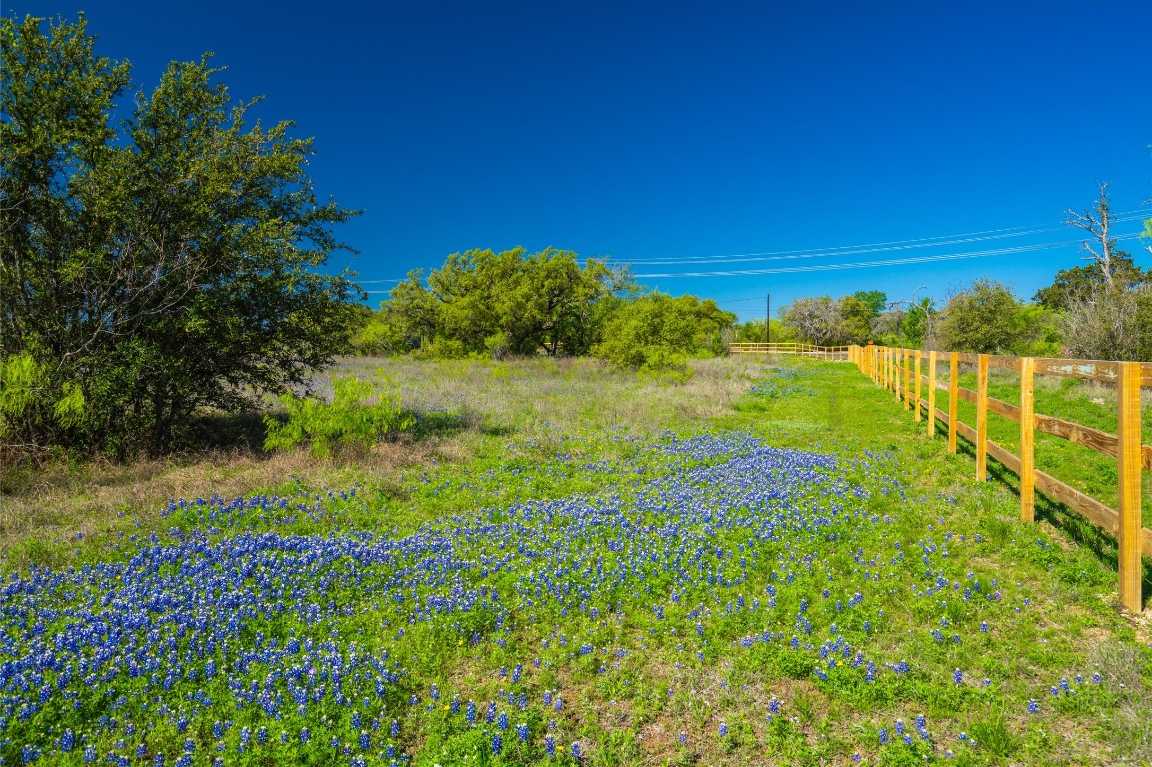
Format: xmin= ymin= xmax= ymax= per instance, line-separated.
xmin=729 ymin=342 xmax=850 ymax=360
xmin=848 ymin=344 xmax=1151 ymax=613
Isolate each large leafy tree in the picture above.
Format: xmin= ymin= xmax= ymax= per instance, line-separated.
xmin=937 ymin=280 xmax=1052 ymax=354
xmin=1 ymin=15 xmax=360 ymax=454
xmin=367 ymin=247 xmax=630 ymax=357
xmin=1034 ymin=251 xmax=1147 ymax=310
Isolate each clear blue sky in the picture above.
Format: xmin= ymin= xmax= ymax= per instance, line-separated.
xmin=15 ymin=1 xmax=1152 ymax=320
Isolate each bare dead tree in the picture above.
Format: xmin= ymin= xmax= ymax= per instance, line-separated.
xmin=1066 ymin=182 xmax=1118 ymax=288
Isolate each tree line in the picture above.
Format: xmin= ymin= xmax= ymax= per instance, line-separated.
xmin=755 ymin=188 xmax=1152 ymax=360
xmin=352 ymin=247 xmax=735 ymax=371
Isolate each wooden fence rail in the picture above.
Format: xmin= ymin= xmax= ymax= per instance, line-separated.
xmin=848 ymin=344 xmax=1150 ymax=613
xmin=729 ymin=342 xmax=850 ymax=361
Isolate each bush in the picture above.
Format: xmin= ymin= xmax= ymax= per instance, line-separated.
xmin=635 ymin=347 xmax=694 ymax=383
xmin=412 ymin=337 xmax=469 ymax=360
xmin=594 ymin=293 xmax=734 ymax=370
xmin=263 ymin=376 xmax=415 ymax=457
xmin=937 ymin=280 xmax=1050 ymax=354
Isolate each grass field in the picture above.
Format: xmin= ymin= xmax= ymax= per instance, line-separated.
xmin=2 ymin=357 xmax=1150 ymax=766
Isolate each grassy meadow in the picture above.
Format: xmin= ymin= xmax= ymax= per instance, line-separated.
xmin=2 ymin=356 xmax=1150 ymax=766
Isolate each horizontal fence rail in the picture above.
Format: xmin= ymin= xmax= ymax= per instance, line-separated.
xmin=729 ymin=342 xmax=850 ymax=360
xmin=848 ymin=344 xmax=1149 ymax=613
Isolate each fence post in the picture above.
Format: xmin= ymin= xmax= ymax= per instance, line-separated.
xmin=1118 ymin=361 xmax=1143 ymax=612
xmin=927 ymin=351 xmax=937 ymax=437
xmin=903 ymin=349 xmax=912 ymax=410
xmin=948 ymin=352 xmax=959 ymax=454
xmin=1019 ymin=357 xmax=1035 ymax=523
xmin=891 ymin=347 xmax=897 ymax=394
xmin=976 ymin=354 xmax=989 ymax=481
xmin=914 ymin=351 xmax=922 ymax=423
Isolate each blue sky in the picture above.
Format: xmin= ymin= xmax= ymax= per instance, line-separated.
xmin=16 ymin=1 xmax=1152 ymax=320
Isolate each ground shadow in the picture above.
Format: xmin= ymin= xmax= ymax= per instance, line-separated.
xmin=956 ymin=439 xmax=1152 ymax=608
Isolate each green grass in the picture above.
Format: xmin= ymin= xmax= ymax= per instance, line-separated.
xmin=2 ymin=356 xmax=1150 ymax=767
xmin=946 ymin=369 xmax=1152 ymax=526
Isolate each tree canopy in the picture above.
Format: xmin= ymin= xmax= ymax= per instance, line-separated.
xmin=354 ymin=247 xmax=630 ymax=358
xmin=593 ymin=293 xmax=734 ymax=371
xmin=1034 ymin=251 xmax=1148 ymax=310
xmin=1 ymin=15 xmax=360 ymax=455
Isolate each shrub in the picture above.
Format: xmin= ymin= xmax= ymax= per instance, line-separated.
xmin=636 ymin=347 xmax=694 ymax=383
xmin=594 ymin=293 xmax=734 ymax=370
xmin=263 ymin=376 xmax=415 ymax=457
xmin=937 ymin=280 xmax=1051 ymax=354
xmin=412 ymin=337 xmax=469 ymax=360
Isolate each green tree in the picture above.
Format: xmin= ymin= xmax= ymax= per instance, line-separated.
xmin=733 ymin=319 xmax=796 ymax=343
xmin=937 ymin=281 xmax=1042 ymax=354
xmin=839 ymin=295 xmax=878 ymax=344
xmin=1 ymin=15 xmax=360 ymax=454
xmin=851 ymin=290 xmax=887 ymax=316
xmin=898 ymin=298 xmax=937 ymax=348
xmin=375 ymin=247 xmax=630 ymax=358
xmin=593 ymin=294 xmax=735 ymax=370
xmin=1034 ymin=251 xmax=1147 ymax=310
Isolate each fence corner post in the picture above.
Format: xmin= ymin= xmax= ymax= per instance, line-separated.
xmin=1019 ymin=357 xmax=1035 ymax=523
xmin=1117 ymin=360 xmax=1143 ymax=612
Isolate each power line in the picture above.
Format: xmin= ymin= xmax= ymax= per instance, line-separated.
xmin=632 ymin=232 xmax=1147 ymax=279
xmin=606 ymin=212 xmax=1152 ymax=266
xmin=348 ymin=209 xmax=1152 ymax=286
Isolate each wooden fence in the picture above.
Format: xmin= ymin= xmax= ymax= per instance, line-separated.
xmin=729 ymin=342 xmax=850 ymax=360
xmin=848 ymin=344 xmax=1150 ymax=613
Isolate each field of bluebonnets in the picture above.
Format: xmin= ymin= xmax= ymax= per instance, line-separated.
xmin=2 ymin=357 xmax=1150 ymax=766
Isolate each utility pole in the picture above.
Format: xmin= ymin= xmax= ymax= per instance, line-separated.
xmin=765 ymin=293 xmax=771 ymax=344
